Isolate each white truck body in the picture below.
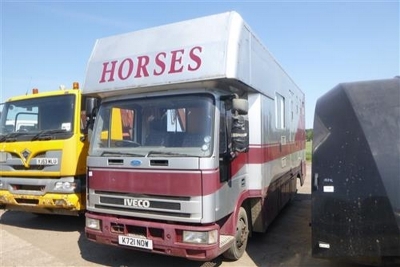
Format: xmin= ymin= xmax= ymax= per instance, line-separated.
xmin=84 ymin=12 xmax=293 ymax=100
xmin=83 ymin=11 xmax=306 ymax=261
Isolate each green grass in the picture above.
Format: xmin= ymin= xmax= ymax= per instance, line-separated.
xmin=306 ymin=141 xmax=312 ymax=162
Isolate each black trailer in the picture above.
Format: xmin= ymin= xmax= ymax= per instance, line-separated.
xmin=311 ymin=77 xmax=400 ymax=266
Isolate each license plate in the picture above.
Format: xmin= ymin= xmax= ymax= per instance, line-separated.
xmin=36 ymin=158 xmax=58 ymax=165
xmin=118 ymin=235 xmax=153 ymax=250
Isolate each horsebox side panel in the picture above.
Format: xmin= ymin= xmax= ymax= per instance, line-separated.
xmin=311 ymin=78 xmax=400 ymax=263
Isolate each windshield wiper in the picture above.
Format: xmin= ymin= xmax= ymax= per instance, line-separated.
xmin=101 ymin=151 xmax=145 ymax=157
xmin=31 ymin=129 xmax=67 ymax=141
xmin=0 ymin=132 xmax=30 ymax=142
xmin=146 ymin=151 xmax=197 ymax=157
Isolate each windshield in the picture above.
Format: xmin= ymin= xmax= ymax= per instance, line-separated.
xmin=90 ymin=93 xmax=215 ymax=157
xmin=0 ymin=94 xmax=75 ymax=140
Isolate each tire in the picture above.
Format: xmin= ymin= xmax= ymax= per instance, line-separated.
xmin=223 ymin=207 xmax=249 ymax=260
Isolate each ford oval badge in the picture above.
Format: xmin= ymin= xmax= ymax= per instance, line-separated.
xmin=130 ymin=160 xmax=142 ymax=166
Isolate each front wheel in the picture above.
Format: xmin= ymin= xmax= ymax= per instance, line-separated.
xmin=223 ymin=207 xmax=249 ymax=260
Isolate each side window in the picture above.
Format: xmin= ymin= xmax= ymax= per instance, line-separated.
xmin=219 ymin=102 xmax=228 ymax=154
xmin=167 ymin=108 xmax=186 ymax=132
xmin=120 ymin=109 xmax=134 ymax=140
xmin=80 ymin=98 xmax=87 ymax=132
xmin=275 ymin=93 xmax=285 ymax=129
xmin=104 ymin=108 xmax=134 ymax=141
xmin=14 ymin=111 xmax=38 ymax=132
xmin=98 ymin=107 xmax=135 ymax=147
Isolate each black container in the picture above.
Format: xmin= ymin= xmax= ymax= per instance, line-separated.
xmin=311 ymin=77 xmax=400 ymax=265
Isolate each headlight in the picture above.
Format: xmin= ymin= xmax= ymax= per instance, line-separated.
xmin=0 ymin=180 xmax=3 ymax=188
xmin=54 ymin=181 xmax=76 ymax=191
xmin=86 ymin=218 xmax=101 ymax=230
xmin=183 ymin=230 xmax=218 ymax=244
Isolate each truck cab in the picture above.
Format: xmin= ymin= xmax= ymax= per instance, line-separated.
xmin=0 ymin=83 xmax=91 ymax=216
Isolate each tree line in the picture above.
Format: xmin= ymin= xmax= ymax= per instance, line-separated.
xmin=306 ymin=129 xmax=313 ymax=142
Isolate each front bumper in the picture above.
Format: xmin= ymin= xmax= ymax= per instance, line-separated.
xmin=85 ymin=212 xmax=232 ymax=261
xmin=0 ymin=190 xmax=85 ymax=215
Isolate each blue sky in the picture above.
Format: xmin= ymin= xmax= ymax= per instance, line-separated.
xmin=1 ymin=1 xmax=399 ymax=129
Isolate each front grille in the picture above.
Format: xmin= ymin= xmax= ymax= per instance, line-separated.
xmin=11 ymin=165 xmax=45 ymax=171
xmin=91 ymin=190 xmax=200 ymax=221
xmin=15 ymin=198 xmax=39 ymax=205
xmin=94 ymin=204 xmax=191 ymax=218
xmin=94 ymin=190 xmax=190 ymax=201
xmin=99 ymin=196 xmax=181 ymax=210
xmin=111 ymin=223 xmax=124 ymax=234
xmin=110 ymin=222 xmax=165 ymax=240
xmin=11 ymin=184 xmax=45 ymax=191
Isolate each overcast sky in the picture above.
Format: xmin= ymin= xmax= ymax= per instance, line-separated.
xmin=1 ymin=1 xmax=399 ymax=128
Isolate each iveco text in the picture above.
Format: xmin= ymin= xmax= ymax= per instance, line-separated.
xmin=124 ymin=198 xmax=150 ymax=208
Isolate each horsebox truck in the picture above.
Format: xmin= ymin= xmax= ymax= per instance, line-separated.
xmin=83 ymin=11 xmax=306 ymax=261
xmin=312 ymin=77 xmax=400 ymax=266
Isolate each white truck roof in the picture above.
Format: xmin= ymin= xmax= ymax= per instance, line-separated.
xmin=83 ymin=11 xmax=300 ymax=98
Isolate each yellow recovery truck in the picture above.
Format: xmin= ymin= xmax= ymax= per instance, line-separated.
xmin=0 ymin=82 xmax=99 ymax=215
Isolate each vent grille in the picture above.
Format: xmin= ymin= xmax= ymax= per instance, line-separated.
xmin=95 ymin=204 xmax=190 ymax=218
xmin=100 ymin=196 xmax=181 ymax=210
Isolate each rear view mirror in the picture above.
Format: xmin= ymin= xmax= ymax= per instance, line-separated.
xmin=86 ymin=98 xmax=98 ymax=117
xmin=232 ymin=98 xmax=248 ymax=115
